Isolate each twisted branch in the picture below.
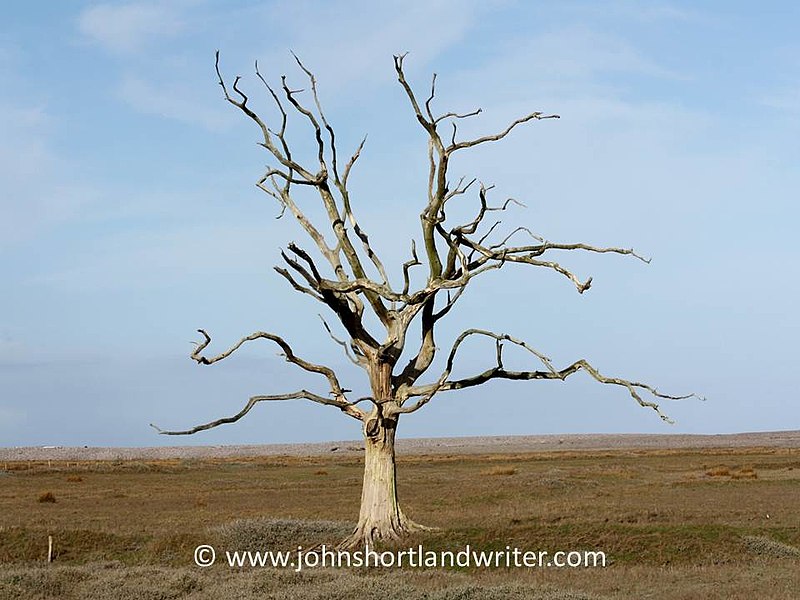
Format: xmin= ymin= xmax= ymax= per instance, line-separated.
xmin=191 ymin=329 xmax=348 ymax=397
xmin=399 ymin=328 xmax=698 ymax=420
xmin=150 ymin=388 xmax=362 ymax=435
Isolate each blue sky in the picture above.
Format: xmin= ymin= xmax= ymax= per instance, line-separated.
xmin=1 ymin=1 xmax=798 ymax=446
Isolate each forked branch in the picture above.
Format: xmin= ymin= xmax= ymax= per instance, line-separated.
xmin=449 ymin=111 xmax=560 ymax=152
xmin=191 ymin=328 xmax=350 ymax=399
xmin=154 ymin=328 xmax=367 ymax=434
xmin=400 ymin=327 xmax=699 ymax=421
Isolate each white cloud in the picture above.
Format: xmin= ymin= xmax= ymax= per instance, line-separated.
xmin=28 ymin=223 xmax=278 ymax=291
xmin=117 ymin=75 xmax=233 ymax=131
xmin=564 ymin=0 xmax=698 ymax=23
xmin=77 ymin=1 xmax=186 ymax=54
xmin=760 ymin=87 xmax=800 ymax=115
xmin=499 ymin=25 xmax=683 ymax=85
xmin=74 ymin=0 xmax=492 ymax=131
xmin=82 ymin=0 xmax=488 ymax=144
xmin=243 ymin=0 xmax=491 ymax=95
xmin=416 ymin=23 xmax=695 ymax=152
xmin=0 ymin=102 xmax=98 ymax=245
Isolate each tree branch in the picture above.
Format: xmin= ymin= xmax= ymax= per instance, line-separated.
xmin=216 ymin=51 xmax=317 ymax=183
xmin=274 ymin=266 xmax=323 ymax=300
xmin=396 ymin=328 xmax=556 ymax=413
xmin=319 ymin=314 xmax=362 ymax=366
xmin=404 ymin=334 xmax=698 ymax=421
xmin=151 ymin=388 xmax=363 ymax=435
xmin=401 ymin=239 xmax=421 ymax=296
xmin=191 ymin=328 xmax=347 ymax=397
xmin=449 ymin=112 xmax=560 ymax=152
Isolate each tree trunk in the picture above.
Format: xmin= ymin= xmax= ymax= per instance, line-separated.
xmin=338 ymin=362 xmax=429 ymax=548
xmin=339 ymin=416 xmax=427 ymax=548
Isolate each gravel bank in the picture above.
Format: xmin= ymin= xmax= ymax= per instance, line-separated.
xmin=1 ymin=431 xmax=798 ymax=462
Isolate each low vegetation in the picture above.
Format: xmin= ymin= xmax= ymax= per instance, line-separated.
xmin=1 ymin=446 xmax=798 ymax=598
xmin=36 ymin=492 xmax=56 ymax=504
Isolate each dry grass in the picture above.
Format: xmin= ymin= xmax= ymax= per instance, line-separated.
xmin=706 ymin=465 xmax=759 ymax=479
xmin=212 ymin=518 xmax=353 ymax=551
xmin=732 ymin=467 xmax=758 ymax=480
xmin=36 ymin=492 xmax=56 ymax=504
xmin=705 ymin=466 xmax=731 ymax=477
xmin=1 ymin=446 xmax=799 ymax=598
xmin=0 ymin=563 xmax=608 ymax=600
xmin=481 ymin=465 xmax=518 ymax=476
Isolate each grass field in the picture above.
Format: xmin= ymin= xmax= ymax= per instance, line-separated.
xmin=1 ymin=445 xmax=798 ymax=598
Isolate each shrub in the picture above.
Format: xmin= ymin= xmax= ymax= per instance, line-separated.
xmin=743 ymin=535 xmax=800 ymax=558
xmin=212 ymin=518 xmax=354 ymax=551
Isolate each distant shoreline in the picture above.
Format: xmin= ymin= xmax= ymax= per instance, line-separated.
xmin=1 ymin=430 xmax=798 ymax=462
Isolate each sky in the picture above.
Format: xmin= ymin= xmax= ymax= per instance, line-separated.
xmin=1 ymin=0 xmax=798 ymax=447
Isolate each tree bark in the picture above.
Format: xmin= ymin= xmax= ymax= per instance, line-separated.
xmin=339 ymin=416 xmax=429 ymax=548
xmin=338 ymin=362 xmax=429 ymax=548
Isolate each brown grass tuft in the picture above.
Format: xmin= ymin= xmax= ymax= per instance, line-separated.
xmin=66 ymin=475 xmax=83 ymax=483
xmin=706 ymin=465 xmax=758 ymax=479
xmin=731 ymin=468 xmax=758 ymax=480
xmin=313 ymin=470 xmax=328 ymax=475
xmin=705 ymin=466 xmax=731 ymax=477
xmin=37 ymin=492 xmax=56 ymax=504
xmin=482 ymin=466 xmax=517 ymax=476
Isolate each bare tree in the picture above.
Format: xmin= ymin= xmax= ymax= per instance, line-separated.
xmin=152 ymin=52 xmax=697 ymax=548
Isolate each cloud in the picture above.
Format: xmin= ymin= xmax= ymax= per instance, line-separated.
xmin=117 ymin=75 xmax=233 ymax=131
xmin=28 ymin=223 xmax=279 ymax=291
xmin=0 ymin=101 xmax=98 ymax=245
xmin=77 ymin=1 xmax=186 ymax=54
xmin=563 ymin=0 xmax=699 ymax=23
xmin=0 ymin=331 xmax=25 ymax=362
xmin=215 ymin=0 xmax=491 ymax=98
xmin=492 ymin=25 xmax=683 ymax=88
xmin=760 ymin=87 xmax=800 ymax=115
xmin=75 ymin=0 xmax=492 ymax=131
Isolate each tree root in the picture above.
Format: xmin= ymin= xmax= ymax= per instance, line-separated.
xmin=337 ymin=511 xmax=437 ymax=550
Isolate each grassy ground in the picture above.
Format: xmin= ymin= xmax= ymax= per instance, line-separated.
xmin=1 ymin=446 xmax=798 ymax=598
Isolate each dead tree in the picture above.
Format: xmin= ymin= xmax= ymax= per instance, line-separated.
xmin=152 ymin=52 xmax=697 ymax=548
